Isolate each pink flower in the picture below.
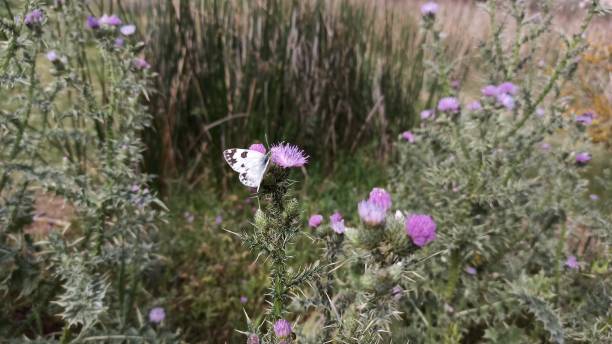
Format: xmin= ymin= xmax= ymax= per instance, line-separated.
xmin=133 ymin=58 xmax=151 ymax=70
xmin=590 ymin=194 xmax=599 ymax=201
xmin=99 ymin=14 xmax=122 ymax=26
xmin=497 ymin=82 xmax=519 ymax=95
xmin=467 ymin=101 xmax=482 ymax=111
xmin=481 ymin=85 xmax=499 ymax=97
xmin=576 ymin=112 xmax=596 ymax=126
xmin=405 ymin=214 xmax=436 ymax=247
xmin=358 ymin=200 xmax=386 ymax=226
xmin=575 ymin=152 xmax=591 ymax=165
xmin=273 ymin=319 xmax=292 ymax=338
xmin=330 ymin=212 xmax=345 ymax=234
xmin=421 ymin=2 xmax=439 ymax=16
xmin=539 ymin=142 xmax=551 ymax=151
xmin=437 ymin=97 xmax=460 ymax=113
xmin=148 ymin=307 xmax=165 ymax=323
xmin=368 ymin=188 xmax=392 ymax=212
xmin=247 ymin=334 xmax=260 ymax=344
xmin=497 ymin=94 xmax=515 ymax=110
xmin=271 ymin=143 xmax=308 ymax=168
xmin=120 ymin=24 xmax=136 ymax=36
xmin=536 ymin=108 xmax=545 ymax=117
xmin=465 ymin=266 xmax=477 ymax=275
xmin=24 ymin=9 xmax=44 ymax=26
xmin=86 ymin=16 xmax=100 ymax=30
xmin=46 ymin=51 xmax=59 ymax=62
xmin=402 ymin=131 xmax=415 ymax=143
xmin=564 ymin=255 xmax=579 ymax=269
xmin=249 ymin=143 xmax=266 ymax=154
xmin=240 ymin=296 xmax=248 ymax=304
xmin=420 ymin=109 xmax=434 ymax=120
xmin=308 ymin=214 xmax=323 ymax=228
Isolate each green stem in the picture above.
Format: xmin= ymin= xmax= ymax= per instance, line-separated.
xmin=444 ymin=250 xmax=461 ymax=302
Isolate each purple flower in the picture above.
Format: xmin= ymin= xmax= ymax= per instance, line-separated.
xmin=249 ymin=143 xmax=266 ymax=154
xmin=24 ymin=9 xmax=44 ymax=26
xmin=564 ymin=255 xmax=579 ymax=269
xmin=86 ymin=16 xmax=100 ymax=30
xmin=184 ymin=211 xmax=194 ymax=223
xmin=99 ymin=14 xmax=122 ymax=26
xmin=575 ymin=152 xmax=591 ymax=165
xmin=148 ymin=307 xmax=165 ymax=324
xmin=420 ymin=109 xmax=434 ymax=120
xmin=401 ymin=131 xmax=415 ymax=143
xmin=215 ymin=215 xmax=223 ymax=225
xmin=576 ymin=112 xmax=596 ymax=126
xmin=481 ymin=85 xmax=499 ymax=97
xmin=247 ymin=334 xmax=260 ymax=344
xmin=115 ymin=38 xmax=125 ymax=48
xmin=497 ymin=82 xmax=519 ymax=95
xmin=467 ymin=101 xmax=482 ymax=111
xmin=437 ymin=97 xmax=460 ymax=113
xmin=330 ymin=212 xmax=345 ymax=234
xmin=496 ymin=93 xmax=515 ymax=110
xmin=273 ymin=319 xmax=292 ymax=338
xmin=308 ymin=214 xmax=323 ymax=228
xmin=590 ymin=194 xmax=599 ymax=201
xmin=465 ymin=266 xmax=477 ymax=275
xmin=369 ymin=187 xmax=392 ymax=212
xmin=270 ymin=143 xmax=308 ymax=168
xmin=391 ymin=285 xmax=403 ymax=300
xmin=536 ymin=108 xmax=545 ymax=117
xmin=120 ymin=24 xmax=136 ymax=36
xmin=46 ymin=51 xmax=59 ymax=63
xmin=133 ymin=58 xmax=151 ymax=70
xmin=358 ymin=200 xmax=386 ymax=226
xmin=405 ymin=214 xmax=437 ymax=247
xmin=240 ymin=296 xmax=248 ymax=304
xmin=421 ymin=2 xmax=439 ymax=16
xmin=539 ymin=142 xmax=551 ymax=151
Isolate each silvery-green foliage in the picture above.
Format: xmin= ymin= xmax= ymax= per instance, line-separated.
xmin=389 ymin=0 xmax=610 ymax=343
xmin=0 ymin=0 xmax=169 ymax=341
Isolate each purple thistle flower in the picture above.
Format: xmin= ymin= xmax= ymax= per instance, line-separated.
xmin=120 ymin=24 xmax=136 ymax=36
xmin=270 ymin=143 xmax=308 ymax=168
xmin=369 ymin=187 xmax=392 ymax=212
xmin=24 ymin=9 xmax=44 ymax=26
xmin=249 ymin=143 xmax=266 ymax=154
xmin=308 ymin=214 xmax=323 ymax=228
xmin=496 ymin=93 xmax=515 ymax=110
xmin=539 ymin=142 xmax=551 ymax=151
xmin=536 ymin=107 xmax=545 ymax=117
xmin=86 ymin=16 xmax=100 ymax=30
xmin=215 ymin=215 xmax=223 ymax=225
xmin=99 ymin=14 xmax=122 ymax=26
xmin=273 ymin=319 xmax=292 ymax=338
xmin=330 ymin=212 xmax=345 ymax=234
xmin=465 ymin=266 xmax=477 ymax=275
xmin=391 ymin=285 xmax=403 ymax=300
xmin=420 ymin=109 xmax=434 ymax=120
xmin=497 ymin=82 xmax=519 ymax=95
xmin=405 ymin=214 xmax=437 ymax=247
xmin=481 ymin=85 xmax=499 ymax=97
xmin=437 ymin=97 xmax=460 ymax=113
xmin=576 ymin=112 xmax=596 ymax=126
xmin=401 ymin=131 xmax=415 ymax=143
xmin=575 ymin=152 xmax=591 ymax=165
xmin=564 ymin=255 xmax=579 ymax=269
xmin=240 ymin=296 xmax=248 ymax=304
xmin=358 ymin=200 xmax=386 ymax=226
xmin=590 ymin=194 xmax=599 ymax=201
xmin=115 ymin=37 xmax=125 ymax=48
xmin=467 ymin=101 xmax=482 ymax=111
xmin=133 ymin=58 xmax=151 ymax=70
xmin=421 ymin=2 xmax=439 ymax=16
xmin=46 ymin=51 xmax=59 ymax=63
xmin=247 ymin=334 xmax=260 ymax=344
xmin=148 ymin=307 xmax=165 ymax=324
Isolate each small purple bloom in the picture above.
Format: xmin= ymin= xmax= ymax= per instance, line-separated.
xmin=273 ymin=319 xmax=292 ymax=338
xmin=249 ymin=143 xmax=266 ymax=154
xmin=437 ymin=97 xmax=460 ymax=113
xmin=115 ymin=37 xmax=125 ymax=48
xmin=539 ymin=142 xmax=551 ymax=151
xmin=420 ymin=109 xmax=434 ymax=120
xmin=421 ymin=2 xmax=439 ymax=16
xmin=131 ymin=184 xmax=140 ymax=193
xmin=467 ymin=101 xmax=482 ymax=111
xmin=46 ymin=51 xmax=59 ymax=63
xmin=590 ymin=194 xmax=599 ymax=201
xmin=184 ymin=211 xmax=194 ymax=223
xmin=565 ymin=255 xmax=579 ymax=269
xmin=240 ymin=296 xmax=248 ymax=304
xmin=215 ymin=215 xmax=223 ymax=225
xmin=576 ymin=112 xmax=596 ymax=126
xmin=402 ymin=131 xmax=415 ymax=143
xmin=391 ymin=285 xmax=403 ymax=300
xmin=270 ymin=143 xmax=308 ymax=168
xmin=308 ymin=214 xmax=323 ymax=228
xmin=24 ymin=9 xmax=44 ymax=26
xmin=465 ymin=266 xmax=477 ymax=275
xmin=481 ymin=85 xmax=499 ymax=97
xmin=120 ymin=24 xmax=136 ymax=36
xmin=99 ymin=14 xmax=122 ymax=26
xmin=148 ymin=307 xmax=165 ymax=324
xmin=247 ymin=334 xmax=260 ymax=344
xmin=575 ymin=152 xmax=591 ymax=165
xmin=497 ymin=82 xmax=518 ymax=95
xmin=405 ymin=214 xmax=437 ymax=247
xmin=133 ymin=58 xmax=151 ymax=70
xmin=368 ymin=187 xmax=392 ymax=212
xmin=536 ymin=108 xmax=545 ymax=117
xmin=497 ymin=93 xmax=515 ymax=110
xmin=330 ymin=212 xmax=345 ymax=234
xmin=86 ymin=16 xmax=100 ymax=30
xmin=358 ymin=200 xmax=386 ymax=226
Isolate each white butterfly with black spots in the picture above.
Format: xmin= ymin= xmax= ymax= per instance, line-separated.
xmin=223 ymin=148 xmax=271 ymax=191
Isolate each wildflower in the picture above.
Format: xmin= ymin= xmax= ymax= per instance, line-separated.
xmin=133 ymin=58 xmax=151 ymax=70
xmin=539 ymin=142 xmax=551 ymax=151
xmin=467 ymin=101 xmax=482 ymax=111
xmin=148 ymin=307 xmax=165 ymax=324
xmin=247 ymin=334 xmax=260 ymax=344
xmin=575 ymin=152 xmax=591 ymax=165
xmin=564 ymin=255 xmax=579 ymax=269
xmin=273 ymin=319 xmax=292 ymax=338
xmin=120 ymin=24 xmax=136 ymax=36
xmin=270 ymin=143 xmax=308 ymax=168
xmin=99 ymin=14 xmax=122 ymax=27
xmin=391 ymin=285 xmax=403 ymax=300
xmin=420 ymin=109 xmax=434 ymax=120
xmin=405 ymin=214 xmax=437 ymax=247
xmin=536 ymin=108 xmax=545 ymax=117
xmin=46 ymin=51 xmax=59 ymax=63
xmin=576 ymin=112 xmax=596 ymax=126
xmin=369 ymin=187 xmax=392 ymax=212
xmin=24 ymin=9 xmax=44 ymax=27
xmin=394 ymin=210 xmax=404 ymax=221
xmin=115 ymin=38 xmax=125 ymax=48
xmin=497 ymin=82 xmax=518 ymax=95
xmin=358 ymin=200 xmax=386 ymax=226
xmin=86 ymin=16 xmax=100 ymax=30
xmin=465 ymin=266 xmax=477 ymax=275
xmin=481 ymin=85 xmax=499 ymax=97
xmin=496 ymin=93 xmax=515 ymax=110
xmin=184 ymin=211 xmax=194 ymax=223
xmin=240 ymin=296 xmax=248 ymax=304
xmin=590 ymin=194 xmax=599 ymax=201
xmin=437 ymin=97 xmax=460 ymax=113
xmin=401 ymin=131 xmax=415 ymax=143
xmin=421 ymin=2 xmax=439 ymax=16
xmin=249 ymin=143 xmax=266 ymax=154
xmin=308 ymin=214 xmax=323 ymax=228
xmin=330 ymin=212 xmax=345 ymax=234
xmin=451 ymin=80 xmax=461 ymax=90
xmin=215 ymin=215 xmax=223 ymax=225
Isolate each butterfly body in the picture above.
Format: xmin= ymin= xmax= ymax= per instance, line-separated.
xmin=223 ymin=148 xmax=271 ymax=191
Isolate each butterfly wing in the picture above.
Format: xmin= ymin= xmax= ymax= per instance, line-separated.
xmin=223 ymin=149 xmax=269 ymax=189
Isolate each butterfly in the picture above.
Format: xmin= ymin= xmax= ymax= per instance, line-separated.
xmin=223 ymin=148 xmax=271 ymax=191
